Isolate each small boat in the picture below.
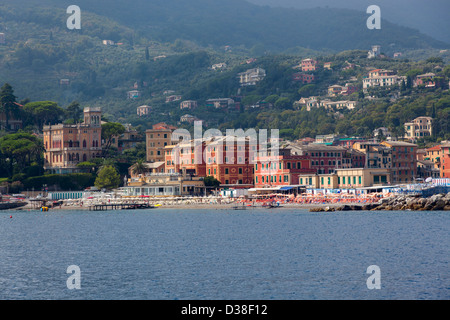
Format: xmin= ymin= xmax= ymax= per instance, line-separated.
xmin=265 ymin=203 xmax=282 ymax=209
xmin=232 ymin=206 xmax=247 ymax=210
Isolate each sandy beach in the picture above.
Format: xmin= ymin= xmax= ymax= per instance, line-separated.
xmin=14 ymin=199 xmax=347 ymax=211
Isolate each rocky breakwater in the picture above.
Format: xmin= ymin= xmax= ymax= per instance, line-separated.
xmin=372 ymin=193 xmax=450 ymax=211
xmin=310 ymin=193 xmax=450 ymax=212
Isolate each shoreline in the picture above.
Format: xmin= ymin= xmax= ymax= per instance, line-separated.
xmin=10 ymin=201 xmax=344 ymax=212
xmin=5 ymin=192 xmax=450 ymax=212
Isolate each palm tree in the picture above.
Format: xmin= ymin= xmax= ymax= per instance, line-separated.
xmin=131 ymin=159 xmax=147 ymax=176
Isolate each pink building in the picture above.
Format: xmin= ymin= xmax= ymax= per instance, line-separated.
xmin=301 ymin=58 xmax=318 ymax=72
xmin=292 ymin=73 xmax=315 ymax=84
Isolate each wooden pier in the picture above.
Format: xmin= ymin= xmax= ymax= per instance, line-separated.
xmin=88 ymin=203 xmax=156 ymax=211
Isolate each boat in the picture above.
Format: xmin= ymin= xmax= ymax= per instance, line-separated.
xmin=264 ymin=202 xmax=282 ymax=209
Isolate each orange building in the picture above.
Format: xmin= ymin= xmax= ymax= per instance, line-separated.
xmin=425 ymin=145 xmax=441 ymax=170
xmin=43 ymin=107 xmax=102 ymax=174
xmin=441 ymin=144 xmax=450 ymax=178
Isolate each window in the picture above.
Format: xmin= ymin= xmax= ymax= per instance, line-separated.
xmin=239 ymin=168 xmax=243 ymax=174
xmin=225 ymin=168 xmax=229 ymax=174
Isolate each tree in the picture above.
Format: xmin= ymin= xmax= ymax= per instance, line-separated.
xmin=0 ymin=132 xmax=44 ymax=178
xmin=94 ymin=165 xmax=121 ymax=190
xmin=66 ymin=101 xmax=83 ymax=122
xmin=0 ymin=83 xmax=19 ymax=130
xmin=131 ymin=159 xmax=147 ymax=176
xmin=101 ymin=122 xmax=126 ymax=157
xmin=203 ymin=176 xmax=221 ymax=187
xmin=23 ymin=101 xmax=65 ymax=129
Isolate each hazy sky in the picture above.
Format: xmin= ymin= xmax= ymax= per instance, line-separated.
xmin=247 ymin=0 xmax=450 ymax=43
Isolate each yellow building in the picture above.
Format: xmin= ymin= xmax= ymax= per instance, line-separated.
xmin=299 ymin=168 xmax=391 ymax=189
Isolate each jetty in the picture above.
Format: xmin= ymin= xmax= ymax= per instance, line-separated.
xmin=88 ymin=203 xmax=156 ymax=211
xmin=0 ymin=202 xmax=27 ymax=210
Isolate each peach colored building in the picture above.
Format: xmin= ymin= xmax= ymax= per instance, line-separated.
xmin=146 ymin=122 xmax=177 ymax=163
xmin=425 ymin=145 xmax=441 ymax=170
xmin=43 ymin=107 xmax=102 ymax=174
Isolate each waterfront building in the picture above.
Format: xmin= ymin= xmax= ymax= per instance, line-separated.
xmin=425 ymin=145 xmax=442 ymax=170
xmin=43 ymin=107 xmax=102 ymax=174
xmin=381 ymin=141 xmax=417 ymax=184
xmin=441 ymin=143 xmax=450 ymax=178
xmin=146 ymin=122 xmax=178 ymax=163
xmin=124 ymin=172 xmax=206 ymax=197
xmin=299 ymin=168 xmax=391 ymax=189
xmin=254 ymin=148 xmax=315 ymax=188
xmin=352 ymin=142 xmax=392 ymax=169
xmin=296 ymin=144 xmax=352 ymax=174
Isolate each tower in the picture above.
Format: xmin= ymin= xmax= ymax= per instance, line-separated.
xmin=83 ymin=107 xmax=101 ymax=127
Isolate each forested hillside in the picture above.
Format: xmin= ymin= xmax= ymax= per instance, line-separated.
xmin=0 ymin=0 xmax=449 ymax=143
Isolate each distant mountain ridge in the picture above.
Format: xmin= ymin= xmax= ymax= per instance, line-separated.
xmin=247 ymin=0 xmax=450 ymax=44
xmin=6 ymin=0 xmax=448 ymax=53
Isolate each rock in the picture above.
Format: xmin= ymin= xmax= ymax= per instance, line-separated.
xmin=432 ymin=200 xmax=446 ymax=211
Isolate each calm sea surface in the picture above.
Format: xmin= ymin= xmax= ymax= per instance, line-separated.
xmin=0 ymin=208 xmax=448 ymax=300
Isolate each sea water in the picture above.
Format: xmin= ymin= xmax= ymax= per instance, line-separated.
xmin=0 ymin=208 xmax=448 ymax=300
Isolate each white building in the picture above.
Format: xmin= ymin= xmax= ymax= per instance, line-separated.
xmin=237 ymin=67 xmax=266 ymax=86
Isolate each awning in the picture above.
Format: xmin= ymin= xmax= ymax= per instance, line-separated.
xmin=279 ymin=186 xmax=294 ymax=190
